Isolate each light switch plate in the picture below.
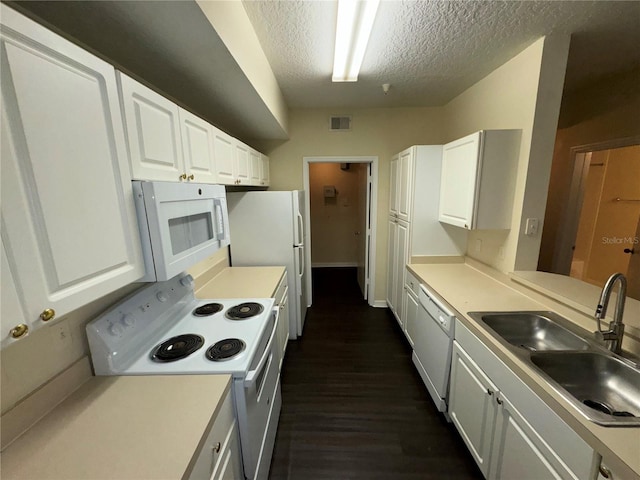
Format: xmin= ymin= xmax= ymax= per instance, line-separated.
xmin=525 ymin=218 xmax=539 ymax=236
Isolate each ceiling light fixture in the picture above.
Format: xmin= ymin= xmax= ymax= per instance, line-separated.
xmin=332 ymin=0 xmax=380 ymax=82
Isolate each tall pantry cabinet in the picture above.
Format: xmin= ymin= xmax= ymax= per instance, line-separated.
xmin=386 ymin=146 xmax=463 ymax=332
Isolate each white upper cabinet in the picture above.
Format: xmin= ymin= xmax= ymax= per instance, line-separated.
xmin=397 ymin=149 xmax=414 ymax=222
xmin=234 ymin=141 xmax=250 ymax=185
xmin=0 ymin=5 xmax=144 ymax=344
xmin=439 ymin=130 xmax=520 ymax=230
xmin=260 ymin=154 xmax=270 ymax=186
xmin=249 ymin=148 xmax=261 ymax=185
xmin=117 ymin=72 xmax=185 ymax=182
xmin=212 ymin=127 xmax=236 ymax=184
xmin=179 ymin=108 xmax=217 ymax=184
xmin=389 ymin=154 xmax=399 ymax=216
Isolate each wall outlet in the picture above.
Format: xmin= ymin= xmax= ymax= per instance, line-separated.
xmin=525 ymin=218 xmax=539 ymax=236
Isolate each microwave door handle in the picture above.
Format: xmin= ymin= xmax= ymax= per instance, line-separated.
xmin=244 ymin=308 xmax=279 ymax=389
xmin=213 ymin=199 xmax=225 ymax=241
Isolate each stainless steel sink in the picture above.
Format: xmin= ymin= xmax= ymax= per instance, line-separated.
xmin=467 ymin=310 xmax=640 ymax=426
xmin=531 ymin=351 xmax=640 ymax=426
xmin=468 ymin=311 xmax=591 ymax=351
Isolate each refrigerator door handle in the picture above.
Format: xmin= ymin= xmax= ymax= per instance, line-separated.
xmin=296 ymin=212 xmax=304 ymax=246
xmin=298 ymin=245 xmax=304 ymax=279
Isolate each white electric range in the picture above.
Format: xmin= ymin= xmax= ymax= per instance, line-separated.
xmin=86 ymin=273 xmax=281 ymax=480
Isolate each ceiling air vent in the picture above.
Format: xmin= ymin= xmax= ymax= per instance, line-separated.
xmin=329 ymin=115 xmax=352 ymax=131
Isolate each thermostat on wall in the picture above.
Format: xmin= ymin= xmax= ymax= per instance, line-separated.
xmin=323 ymin=186 xmax=336 ymax=198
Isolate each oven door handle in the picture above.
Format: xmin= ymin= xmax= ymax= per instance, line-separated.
xmin=244 ymin=307 xmax=279 ymax=388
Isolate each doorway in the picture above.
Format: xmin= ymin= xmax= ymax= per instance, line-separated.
xmin=554 ymin=143 xmax=640 ymax=297
xmin=303 ymin=156 xmax=378 ymax=307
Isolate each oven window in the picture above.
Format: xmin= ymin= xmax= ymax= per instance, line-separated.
xmin=168 ymin=212 xmax=214 ymax=255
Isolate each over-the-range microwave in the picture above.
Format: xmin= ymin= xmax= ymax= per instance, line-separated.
xmin=132 ymin=181 xmax=230 ymax=282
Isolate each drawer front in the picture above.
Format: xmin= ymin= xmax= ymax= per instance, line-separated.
xmin=188 ymin=390 xmax=235 ymax=480
xmin=405 ymin=269 xmax=420 ymax=296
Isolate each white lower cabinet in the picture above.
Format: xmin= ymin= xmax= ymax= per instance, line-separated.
xmin=189 ymin=390 xmax=243 ymax=480
xmin=450 ymin=321 xmax=595 ymax=480
xmin=386 ymin=217 xmax=409 ymax=324
xmin=402 ymin=270 xmax=420 ymax=347
xmin=1 ymin=5 xmax=145 ymax=347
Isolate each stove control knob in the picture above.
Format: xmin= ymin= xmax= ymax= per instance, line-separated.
xmin=180 ymin=275 xmax=194 ymax=287
xmin=109 ymin=323 xmax=124 ymax=336
xmin=121 ymin=313 xmax=136 ymax=327
xmin=156 ymin=292 xmax=168 ymax=303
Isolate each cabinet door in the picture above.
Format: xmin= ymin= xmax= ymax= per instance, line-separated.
xmin=449 ymin=341 xmax=498 ymax=477
xmin=179 ymin=108 xmax=217 ymax=184
xmin=403 ymin=289 xmax=418 ymax=347
xmin=249 ymin=149 xmax=261 ymax=185
xmin=1 ymin=6 xmax=144 ymax=331
xmin=490 ymin=393 xmax=573 ymax=480
xmin=212 ymin=127 xmax=236 ymax=185
xmin=397 ymin=148 xmax=414 ymax=222
xmin=389 ymin=154 xmax=399 ymax=216
xmin=260 ymin=154 xmax=270 ymax=186
xmin=394 ymin=221 xmax=409 ymax=325
xmin=234 ymin=142 xmax=250 ymax=185
xmin=278 ymin=290 xmax=290 ymax=369
xmin=439 ymin=132 xmax=481 ymax=229
xmin=1 ymin=236 xmax=28 ymax=348
xmin=117 ymin=72 xmax=185 ymax=182
xmin=386 ymin=218 xmax=398 ymax=313
xmin=211 ymin=421 xmax=243 ymax=480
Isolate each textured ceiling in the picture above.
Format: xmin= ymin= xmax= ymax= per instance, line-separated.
xmin=243 ymin=0 xmax=640 ymax=108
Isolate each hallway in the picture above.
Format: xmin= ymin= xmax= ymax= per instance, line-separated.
xmin=269 ymin=268 xmax=482 ymax=479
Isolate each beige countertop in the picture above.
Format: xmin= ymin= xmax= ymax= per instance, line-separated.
xmin=1 ymin=375 xmax=231 ymax=480
xmin=408 ymin=260 xmax=640 ymax=479
xmin=194 ymin=266 xmax=286 ymax=299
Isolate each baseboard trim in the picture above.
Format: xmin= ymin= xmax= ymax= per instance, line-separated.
xmin=372 ymin=300 xmax=388 ymax=308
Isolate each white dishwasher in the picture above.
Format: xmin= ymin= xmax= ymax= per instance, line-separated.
xmin=412 ymin=283 xmax=456 ymax=414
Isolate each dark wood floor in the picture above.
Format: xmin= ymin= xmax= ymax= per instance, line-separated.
xmin=269 ymin=267 xmax=483 ymax=480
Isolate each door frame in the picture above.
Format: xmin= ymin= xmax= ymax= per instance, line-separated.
xmin=303 ymin=156 xmax=379 ymax=307
xmin=552 ymin=135 xmax=640 ymax=274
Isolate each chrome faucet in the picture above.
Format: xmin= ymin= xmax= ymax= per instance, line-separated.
xmin=594 ymin=273 xmax=627 ymax=354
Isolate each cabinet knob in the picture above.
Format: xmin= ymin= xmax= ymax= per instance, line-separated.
xmin=599 ymin=464 xmax=612 ymax=479
xmin=40 ymin=308 xmax=56 ymax=322
xmin=486 ymin=388 xmax=494 ymax=396
xmin=10 ymin=324 xmax=29 ymax=338
xmin=187 ymin=174 xmax=195 ymax=181
xmin=179 ymin=173 xmax=187 ymax=181
xmin=496 ymin=397 xmax=503 ymax=405
xmin=213 ymin=442 xmax=221 ymax=454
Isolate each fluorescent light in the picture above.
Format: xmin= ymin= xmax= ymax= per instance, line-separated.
xmin=332 ymin=0 xmax=380 ymax=82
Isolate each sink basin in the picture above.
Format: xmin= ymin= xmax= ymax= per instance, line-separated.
xmin=468 ymin=311 xmax=591 ymax=351
xmin=531 ymin=351 xmax=640 ymax=426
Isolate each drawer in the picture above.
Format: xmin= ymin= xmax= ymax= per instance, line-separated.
xmin=188 ymin=389 xmax=235 ymax=479
xmin=405 ymin=269 xmax=420 ymax=296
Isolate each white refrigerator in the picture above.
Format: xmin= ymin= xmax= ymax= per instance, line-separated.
xmin=227 ymin=191 xmax=308 ymax=339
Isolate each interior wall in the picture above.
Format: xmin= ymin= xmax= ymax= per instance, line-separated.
xmin=442 ymin=35 xmax=570 ymax=273
xmin=0 ymin=247 xmax=230 ymax=414
xmin=309 ymin=163 xmax=367 ymax=266
xmin=261 ymin=107 xmax=445 ymax=303
xmin=538 ymin=67 xmax=640 ymax=272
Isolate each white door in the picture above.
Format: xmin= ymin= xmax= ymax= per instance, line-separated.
xmin=395 ymin=220 xmax=409 ymax=324
xmin=1 ymin=6 xmax=144 ymax=331
xmin=403 ymin=289 xmax=418 ymax=347
xmin=1 ymin=236 xmax=28 ymax=348
xmin=179 ymin=108 xmax=217 ymax=184
xmin=249 ymin=149 xmax=261 ymax=185
xmin=386 ymin=217 xmax=398 ymax=311
xmin=117 ymin=72 xmax=185 ymax=182
xmin=389 ymin=154 xmax=399 ymax=216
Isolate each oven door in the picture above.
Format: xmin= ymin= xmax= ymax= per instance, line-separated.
xmin=134 ymin=181 xmax=230 ymax=281
xmin=234 ymin=308 xmax=281 ymax=480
